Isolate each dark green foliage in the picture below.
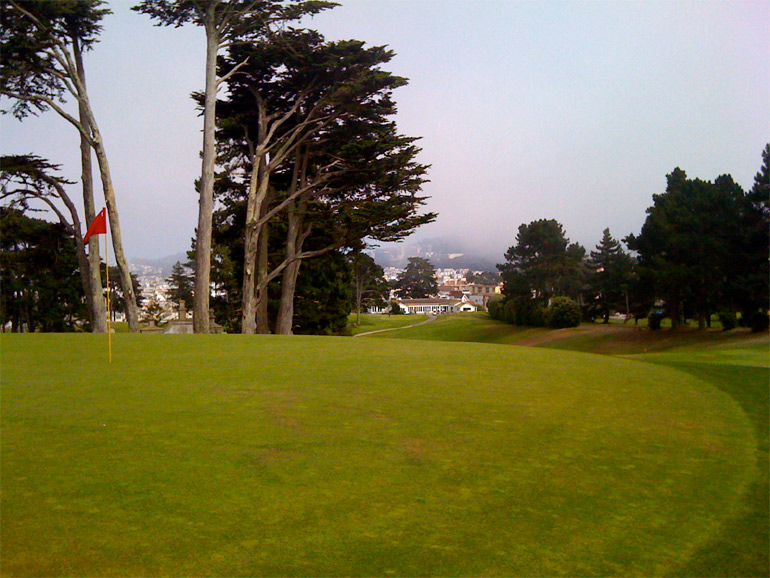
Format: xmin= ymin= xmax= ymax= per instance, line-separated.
xmin=132 ymin=1 xmax=336 ymax=36
xmin=206 ymin=23 xmax=434 ymax=333
xmin=747 ymin=311 xmax=769 ymax=333
xmin=0 ymin=207 xmax=86 ymax=331
xmin=486 ymin=295 xmax=504 ymax=320
xmin=735 ymin=144 xmax=770 ymax=321
xmin=389 ymin=300 xmax=403 ymax=315
xmin=292 ymin=248 xmax=352 ymax=335
xmin=499 ymin=296 xmax=548 ymax=327
xmin=166 ymin=260 xmax=193 ymax=308
xmin=586 ymin=228 xmax=634 ymax=323
xmin=101 ymin=265 xmax=142 ymax=321
xmin=350 ymin=252 xmax=388 ymax=319
xmin=547 ymin=296 xmax=581 ymax=328
xmin=627 ymin=155 xmax=769 ymax=330
xmin=528 ymin=303 xmax=548 ymax=327
xmin=718 ymin=311 xmax=738 ymax=331
xmin=498 ymin=219 xmax=585 ymax=306
xmin=141 ymin=297 xmax=164 ymax=325
xmin=466 ymin=271 xmax=500 ymax=285
xmin=497 ymin=219 xmax=585 ymax=328
xmin=199 ymin=204 xmax=356 ymax=334
xmin=393 ymin=257 xmax=437 ymax=298
xmin=216 ymin=29 xmax=436 ymax=247
xmin=503 ymin=299 xmax=517 ymax=325
xmin=648 ymin=310 xmax=665 ymax=330
xmin=1 ymin=0 xmax=110 ymax=119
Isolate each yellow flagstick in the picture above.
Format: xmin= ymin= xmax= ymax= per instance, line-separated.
xmin=104 ymin=229 xmax=112 ymax=364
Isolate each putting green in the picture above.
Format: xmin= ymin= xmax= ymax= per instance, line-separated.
xmin=1 ymin=334 xmax=757 ymax=576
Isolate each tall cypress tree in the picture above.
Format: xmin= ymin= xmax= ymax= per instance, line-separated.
xmin=1 ymin=0 xmax=137 ymax=332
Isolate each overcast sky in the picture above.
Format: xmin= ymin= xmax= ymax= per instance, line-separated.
xmin=2 ymin=0 xmax=768 ymax=261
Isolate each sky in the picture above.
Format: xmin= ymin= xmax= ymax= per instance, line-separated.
xmin=1 ymin=0 xmax=768 ymax=262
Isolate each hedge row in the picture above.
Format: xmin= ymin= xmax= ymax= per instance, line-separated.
xmin=488 ymin=295 xmax=581 ymax=329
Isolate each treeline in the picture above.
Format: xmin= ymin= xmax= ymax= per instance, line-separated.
xmin=489 ymin=146 xmax=770 ymax=332
xmin=0 ymin=207 xmax=142 ymax=331
xmin=0 ymin=0 xmax=434 ymax=334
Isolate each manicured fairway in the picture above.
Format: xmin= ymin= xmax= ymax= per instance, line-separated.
xmin=347 ymin=314 xmax=424 ymax=335
xmin=0 ymin=334 xmax=759 ymax=576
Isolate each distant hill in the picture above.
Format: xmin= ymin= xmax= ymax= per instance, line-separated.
xmin=370 ymin=238 xmax=499 ymax=271
xmin=129 ymin=253 xmax=188 ymax=278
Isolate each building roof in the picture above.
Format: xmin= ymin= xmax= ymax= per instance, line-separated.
xmin=396 ymin=298 xmax=463 ymax=306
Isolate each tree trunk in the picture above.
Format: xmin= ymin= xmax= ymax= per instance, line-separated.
xmin=669 ymin=298 xmax=680 ymax=330
xmin=193 ymin=15 xmax=219 ymax=334
xmin=74 ymin=89 xmax=138 ymax=332
xmin=624 ymin=290 xmax=630 ymax=323
xmin=256 ymin=218 xmax=270 ymax=334
xmin=354 ymin=255 xmax=364 ymax=325
xmin=67 ymin=38 xmax=138 ymax=332
xmin=88 ymin=126 xmax=139 ymax=332
xmin=241 ymin=156 xmax=271 ymax=334
xmin=275 ymin=259 xmax=301 ymax=335
xmin=74 ymin=43 xmax=106 ymax=333
xmin=275 ymin=199 xmax=302 ymax=335
xmin=356 ymin=262 xmax=362 ymax=326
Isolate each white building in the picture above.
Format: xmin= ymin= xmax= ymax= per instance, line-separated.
xmin=392 ymin=296 xmax=478 ymax=314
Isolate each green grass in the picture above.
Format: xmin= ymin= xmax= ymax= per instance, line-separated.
xmin=650 ymin=362 xmax=768 ymax=577
xmin=1 ymin=332 xmax=761 ymax=576
xmin=361 ymin=313 xmax=770 ymax=576
xmin=346 ymin=313 xmax=424 ymax=335
xmin=627 ymin=343 xmax=769 ymax=577
xmin=361 ymin=312 xmax=546 ymax=343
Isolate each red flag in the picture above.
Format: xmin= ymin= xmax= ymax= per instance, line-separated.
xmin=84 ymin=208 xmax=107 ymax=243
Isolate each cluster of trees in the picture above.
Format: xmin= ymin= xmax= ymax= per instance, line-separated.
xmin=491 ymin=145 xmax=770 ymax=332
xmin=1 ymin=0 xmax=435 ymax=334
xmin=0 ymin=206 xmax=142 ymax=330
xmin=0 ymin=207 xmax=85 ymax=331
xmin=163 ymin=250 xmax=391 ymax=335
xmin=2 ymin=0 xmax=137 ymax=331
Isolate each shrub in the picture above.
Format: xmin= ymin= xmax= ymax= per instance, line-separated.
xmin=718 ymin=311 xmax=738 ymax=331
xmin=748 ymin=311 xmax=769 ymax=333
xmin=648 ymin=310 xmax=665 ymax=330
xmin=487 ymin=295 xmax=505 ymax=320
xmin=503 ymin=300 xmax=517 ymax=325
xmin=547 ymin=296 xmax=581 ymax=328
xmin=390 ymin=301 xmax=403 ymax=315
xmin=511 ymin=298 xmax=544 ymax=326
xmin=528 ymin=305 xmax=549 ymax=327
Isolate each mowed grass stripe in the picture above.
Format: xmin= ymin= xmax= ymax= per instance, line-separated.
xmin=0 ymin=334 xmax=757 ymax=576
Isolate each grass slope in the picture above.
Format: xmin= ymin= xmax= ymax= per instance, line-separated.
xmin=0 ymin=333 xmax=759 ymax=576
xmin=362 ymin=312 xmax=546 ymax=344
xmin=347 ymin=314 xmax=423 ymax=336
xmin=361 ymin=313 xmax=770 ymax=576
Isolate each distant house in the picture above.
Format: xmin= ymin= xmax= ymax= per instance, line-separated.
xmin=392 ymin=296 xmax=478 ymax=315
xmin=465 ymin=283 xmax=502 ymax=308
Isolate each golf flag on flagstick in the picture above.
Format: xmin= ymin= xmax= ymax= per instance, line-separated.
xmin=83 ymin=208 xmax=112 ymax=363
xmin=84 ymin=208 xmax=107 ymax=243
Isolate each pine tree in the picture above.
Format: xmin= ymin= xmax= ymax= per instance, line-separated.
xmin=394 ymin=257 xmax=437 ymax=299
xmin=166 ymin=261 xmax=194 ymax=309
xmin=587 ymin=228 xmax=634 ymax=323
